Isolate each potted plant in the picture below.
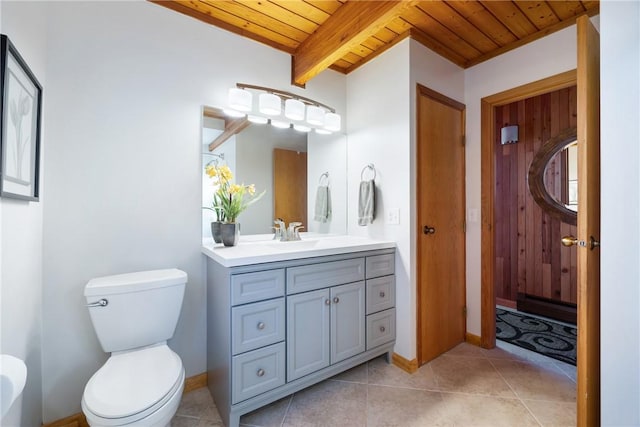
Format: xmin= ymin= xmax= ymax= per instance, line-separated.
xmin=204 ymin=163 xmax=264 ymax=246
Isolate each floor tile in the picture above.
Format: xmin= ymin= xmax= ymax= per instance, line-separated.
xmin=439 ymin=393 xmax=540 ymax=426
xmin=430 ymin=355 xmax=516 ymax=398
xmin=524 ymin=399 xmax=576 ymax=426
xmin=330 ymin=361 xmax=369 ymax=383
xmin=490 ymin=359 xmax=576 ymax=402
xmin=177 ymin=388 xmax=220 ymax=420
xmin=175 ymin=339 xmax=576 ymax=427
xmin=368 ymin=356 xmax=439 ymax=390
xmin=367 ymin=384 xmax=445 ymax=427
xmin=171 ymin=415 xmax=201 ymax=427
xmin=240 ymin=396 xmax=291 ymax=427
xmin=443 ymin=342 xmax=486 ymax=358
xmin=283 ymin=380 xmax=367 ymax=427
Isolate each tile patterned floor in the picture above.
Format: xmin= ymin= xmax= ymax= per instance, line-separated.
xmin=171 ymin=341 xmax=577 ymax=427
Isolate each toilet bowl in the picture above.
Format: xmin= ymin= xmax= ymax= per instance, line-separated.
xmin=81 ymin=269 xmax=187 ymax=427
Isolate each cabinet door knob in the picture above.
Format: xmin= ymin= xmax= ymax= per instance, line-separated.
xmin=333 ymin=297 xmax=340 ymax=304
xmin=325 ymin=299 xmax=331 ymax=305
xmin=379 ymin=326 xmax=386 ymax=332
xmin=379 ymin=291 xmax=385 ymax=298
xmin=256 ymin=368 xmax=265 ymax=377
xmin=257 ymin=322 xmax=265 ymax=330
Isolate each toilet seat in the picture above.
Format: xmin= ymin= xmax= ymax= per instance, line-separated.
xmin=82 ymin=344 xmax=183 ymax=425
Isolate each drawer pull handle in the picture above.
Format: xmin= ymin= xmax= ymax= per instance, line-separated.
xmin=325 ymin=299 xmax=331 ymax=305
xmin=256 ymin=368 xmax=265 ymax=377
xmin=257 ymin=322 xmax=265 ymax=330
xmin=333 ymin=297 xmax=340 ymax=304
xmin=379 ymin=326 xmax=386 ymax=333
xmin=379 ymin=291 xmax=385 ymax=298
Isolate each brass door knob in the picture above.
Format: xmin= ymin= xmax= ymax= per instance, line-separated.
xmin=561 ymin=235 xmax=579 ymax=247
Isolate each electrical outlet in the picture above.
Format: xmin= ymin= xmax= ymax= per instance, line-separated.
xmin=386 ymin=208 xmax=400 ymax=225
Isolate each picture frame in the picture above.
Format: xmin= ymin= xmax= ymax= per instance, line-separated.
xmin=0 ymin=34 xmax=42 ymax=201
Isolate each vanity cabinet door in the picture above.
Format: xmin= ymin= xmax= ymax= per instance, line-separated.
xmin=287 ymin=288 xmax=330 ymax=381
xmin=331 ymin=281 xmax=365 ymax=364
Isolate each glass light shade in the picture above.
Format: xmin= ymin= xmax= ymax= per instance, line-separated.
xmin=270 ymin=120 xmax=290 ymax=129
xmin=324 ymin=112 xmax=341 ymax=132
xmin=223 ymin=108 xmax=246 ymax=118
xmin=247 ymin=115 xmax=268 ymax=124
xmin=285 ymin=99 xmax=305 ymax=121
xmin=259 ymin=93 xmax=281 ymax=116
xmin=306 ymin=105 xmax=325 ymax=126
xmin=315 ymin=128 xmax=332 ymax=135
xmin=228 ymin=88 xmax=252 ymax=112
xmin=293 ymin=124 xmax=311 ymax=133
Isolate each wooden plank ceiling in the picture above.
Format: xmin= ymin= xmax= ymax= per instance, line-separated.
xmin=152 ymin=0 xmax=599 ymax=85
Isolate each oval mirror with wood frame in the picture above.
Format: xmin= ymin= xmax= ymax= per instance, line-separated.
xmin=528 ymin=127 xmax=578 ymax=226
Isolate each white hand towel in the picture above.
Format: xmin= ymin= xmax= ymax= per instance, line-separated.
xmin=313 ymin=185 xmax=331 ymax=223
xmin=358 ymin=180 xmax=375 ymax=226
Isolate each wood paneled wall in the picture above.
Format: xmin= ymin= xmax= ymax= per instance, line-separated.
xmin=494 ymin=86 xmax=577 ymax=307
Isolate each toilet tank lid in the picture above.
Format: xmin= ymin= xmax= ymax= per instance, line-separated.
xmin=85 ymin=268 xmax=187 ymax=296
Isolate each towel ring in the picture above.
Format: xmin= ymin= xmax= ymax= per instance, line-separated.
xmin=318 ymin=171 xmax=330 ymax=185
xmin=361 ymin=164 xmax=376 ymax=181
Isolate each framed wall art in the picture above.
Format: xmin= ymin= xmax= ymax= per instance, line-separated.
xmin=1 ymin=34 xmax=42 ymax=201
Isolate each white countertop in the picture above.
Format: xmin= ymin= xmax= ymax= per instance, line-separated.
xmin=202 ymin=233 xmax=396 ymax=267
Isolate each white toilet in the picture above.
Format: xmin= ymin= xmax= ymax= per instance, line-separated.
xmin=81 ymin=268 xmax=187 ymax=427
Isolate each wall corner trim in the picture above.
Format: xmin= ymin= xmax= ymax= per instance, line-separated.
xmin=392 ymin=352 xmax=419 ymax=374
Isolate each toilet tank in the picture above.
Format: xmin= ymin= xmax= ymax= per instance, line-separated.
xmin=84 ymin=269 xmax=187 ymax=353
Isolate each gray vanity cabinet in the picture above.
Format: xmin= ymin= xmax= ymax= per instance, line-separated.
xmin=287 ymin=281 xmax=365 ymax=381
xmin=206 ymin=248 xmax=395 ymax=427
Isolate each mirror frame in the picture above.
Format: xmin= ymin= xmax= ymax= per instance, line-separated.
xmin=528 ymin=127 xmax=578 ymax=226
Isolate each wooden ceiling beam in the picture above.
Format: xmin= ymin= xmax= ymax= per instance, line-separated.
xmin=292 ymin=0 xmax=416 ymax=85
xmin=208 ymin=117 xmax=250 ymax=152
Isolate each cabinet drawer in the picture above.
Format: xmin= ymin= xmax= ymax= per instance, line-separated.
xmin=366 ymin=276 xmax=395 ymax=314
xmin=232 ymin=342 xmax=285 ymax=404
xmin=232 ymin=298 xmax=285 ymax=355
xmin=231 ymin=269 xmax=285 ymax=305
xmin=366 ymin=308 xmax=396 ymax=350
xmin=287 ymin=258 xmax=364 ymax=294
xmin=366 ymin=254 xmax=394 ymax=279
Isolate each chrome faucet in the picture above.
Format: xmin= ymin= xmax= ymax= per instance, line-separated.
xmin=273 ymin=219 xmax=304 ymax=241
xmin=273 ymin=219 xmax=285 ymax=240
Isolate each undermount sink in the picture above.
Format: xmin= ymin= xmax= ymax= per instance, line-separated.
xmin=0 ymin=354 xmax=27 ymax=418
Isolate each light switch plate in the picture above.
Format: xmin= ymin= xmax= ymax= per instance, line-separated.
xmin=467 ymin=208 xmax=478 ymax=223
xmin=386 ymin=208 xmax=400 ymax=225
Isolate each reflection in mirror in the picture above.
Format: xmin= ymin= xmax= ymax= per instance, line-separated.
xmin=528 ymin=127 xmax=578 ymax=225
xmin=201 ymin=107 xmax=347 ymax=238
xmin=545 ymin=141 xmax=578 ymax=212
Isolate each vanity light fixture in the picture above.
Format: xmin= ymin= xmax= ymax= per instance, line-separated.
xmin=293 ymin=124 xmax=311 ymax=133
xmin=247 ymin=115 xmax=268 ymax=124
xmin=270 ymin=120 xmax=291 ymax=129
xmin=306 ymin=105 xmax=325 ymax=126
xmin=259 ymin=93 xmax=282 ymax=116
xmin=226 ymin=83 xmax=341 ymax=133
xmin=228 ymin=88 xmax=252 ymax=112
xmin=285 ymin=99 xmax=305 ymax=121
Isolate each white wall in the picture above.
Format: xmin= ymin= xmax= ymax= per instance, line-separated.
xmin=307 ymin=132 xmax=347 ymax=235
xmin=600 ymin=1 xmax=640 ymax=424
xmin=38 ymin=1 xmax=346 ymax=421
xmin=0 ymin=2 xmax=46 ymax=426
xmin=345 ymin=39 xmax=464 ymax=360
xmin=463 ymin=25 xmax=579 ymax=336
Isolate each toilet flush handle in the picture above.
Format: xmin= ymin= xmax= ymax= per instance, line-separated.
xmin=86 ymin=298 xmax=108 ymax=308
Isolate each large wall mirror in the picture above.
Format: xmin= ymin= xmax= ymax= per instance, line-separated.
xmin=528 ymin=127 xmax=578 ymax=225
xmin=201 ymin=106 xmax=347 ymax=237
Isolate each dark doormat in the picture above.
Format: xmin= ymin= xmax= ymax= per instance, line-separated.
xmin=496 ymin=308 xmax=577 ymax=365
